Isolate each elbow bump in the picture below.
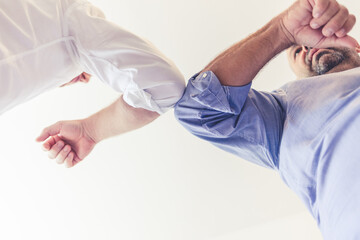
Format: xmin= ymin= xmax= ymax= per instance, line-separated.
xmin=154 ymin=81 xmax=186 ymax=107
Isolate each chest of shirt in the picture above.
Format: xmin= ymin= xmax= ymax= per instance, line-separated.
xmin=278 ymin=67 xmax=360 ymax=193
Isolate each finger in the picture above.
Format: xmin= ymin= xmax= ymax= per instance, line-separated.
xmin=310 ymin=1 xmax=340 ymax=30
xmin=73 ymin=156 xmax=82 ymax=166
xmin=322 ymin=6 xmax=350 ymax=37
xmin=313 ymin=0 xmax=331 ymax=18
xmin=48 ymin=140 xmax=65 ymax=159
xmin=36 ymin=122 xmax=62 ymax=142
xmin=64 ymin=152 xmax=75 ymax=168
xmin=55 ymin=145 xmax=72 ymax=164
xmin=335 ymin=14 xmax=356 ymax=38
xmin=42 ymin=135 xmax=61 ymax=151
xmin=65 ymin=155 xmax=82 ymax=168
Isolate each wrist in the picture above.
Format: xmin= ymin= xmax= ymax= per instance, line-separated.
xmin=274 ymin=13 xmax=294 ymax=49
xmin=81 ymin=117 xmax=101 ymax=144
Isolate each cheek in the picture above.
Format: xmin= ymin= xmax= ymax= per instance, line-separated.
xmin=296 ymin=53 xmax=310 ymax=69
xmin=289 ymin=59 xmax=299 ymax=73
xmin=290 ymin=61 xmax=309 ymax=78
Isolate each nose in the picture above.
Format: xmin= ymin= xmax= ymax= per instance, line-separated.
xmin=302 ymin=46 xmax=310 ymax=52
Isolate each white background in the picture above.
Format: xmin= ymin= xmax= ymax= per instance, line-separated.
xmin=0 ymin=0 xmax=359 ymax=239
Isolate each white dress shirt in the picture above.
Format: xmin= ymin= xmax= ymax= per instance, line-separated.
xmin=0 ymin=0 xmax=185 ymax=115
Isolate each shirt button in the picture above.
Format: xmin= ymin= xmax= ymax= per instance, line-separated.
xmin=202 ymin=73 xmax=207 ymax=78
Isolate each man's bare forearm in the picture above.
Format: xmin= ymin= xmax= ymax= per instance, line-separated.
xmin=204 ymin=0 xmax=359 ymax=87
xmin=83 ymin=96 xmax=159 ymax=143
xmin=203 ymin=16 xmax=292 ymax=86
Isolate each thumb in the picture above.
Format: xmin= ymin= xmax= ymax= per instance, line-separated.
xmin=317 ymin=35 xmax=359 ymax=49
xmin=36 ymin=121 xmax=63 ymax=142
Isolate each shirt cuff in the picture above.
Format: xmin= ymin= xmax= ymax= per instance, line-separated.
xmin=190 ymin=71 xmax=251 ymax=114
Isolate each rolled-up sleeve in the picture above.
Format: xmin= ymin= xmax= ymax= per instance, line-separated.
xmin=174 ymin=71 xmax=285 ymax=169
xmin=64 ymin=1 xmax=185 ymax=114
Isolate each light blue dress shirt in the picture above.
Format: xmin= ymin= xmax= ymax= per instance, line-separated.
xmin=174 ymin=67 xmax=360 ymax=240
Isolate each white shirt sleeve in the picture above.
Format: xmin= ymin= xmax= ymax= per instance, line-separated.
xmin=63 ymin=1 xmax=185 ymax=114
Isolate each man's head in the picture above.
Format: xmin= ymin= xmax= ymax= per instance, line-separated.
xmin=286 ymin=46 xmax=360 ymax=79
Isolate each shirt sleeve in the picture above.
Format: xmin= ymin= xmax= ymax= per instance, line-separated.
xmin=174 ymin=71 xmax=286 ymax=169
xmin=63 ymin=1 xmax=185 ymax=114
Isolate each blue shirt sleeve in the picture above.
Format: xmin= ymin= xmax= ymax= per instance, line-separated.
xmin=174 ymin=71 xmax=286 ymax=169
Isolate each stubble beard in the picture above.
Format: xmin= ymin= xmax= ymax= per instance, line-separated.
xmin=311 ymin=48 xmax=350 ymax=75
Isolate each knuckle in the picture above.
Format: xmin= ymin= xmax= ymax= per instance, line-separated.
xmin=42 ymin=128 xmax=49 ymax=135
xmin=338 ymin=6 xmax=348 ymax=17
xmin=63 ymin=145 xmax=71 ymax=152
xmin=317 ymin=0 xmax=327 ymax=8
xmin=344 ymin=15 xmax=356 ymax=30
xmin=55 ymin=141 xmax=64 ymax=149
xmin=55 ymin=121 xmax=63 ymax=129
xmin=330 ymin=22 xmax=341 ymax=30
xmin=332 ymin=1 xmax=339 ymax=9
